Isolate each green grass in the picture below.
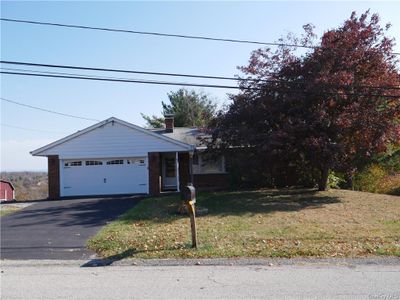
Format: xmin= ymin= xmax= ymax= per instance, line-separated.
xmin=0 ymin=207 xmax=20 ymax=217
xmin=87 ymin=189 xmax=400 ymax=259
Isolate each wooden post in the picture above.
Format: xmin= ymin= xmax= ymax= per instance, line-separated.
xmin=186 ymin=200 xmax=197 ymax=248
xmin=182 ymin=185 xmax=197 ymax=248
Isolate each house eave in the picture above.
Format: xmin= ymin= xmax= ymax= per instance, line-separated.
xmin=31 ymin=117 xmax=195 ymax=156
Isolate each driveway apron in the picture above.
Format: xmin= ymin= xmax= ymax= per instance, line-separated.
xmin=1 ymin=196 xmax=140 ymax=260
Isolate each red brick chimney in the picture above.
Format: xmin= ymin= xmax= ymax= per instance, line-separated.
xmin=164 ymin=114 xmax=174 ymax=133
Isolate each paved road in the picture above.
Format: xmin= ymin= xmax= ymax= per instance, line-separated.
xmin=1 ymin=260 xmax=399 ymax=299
xmin=1 ymin=196 xmax=140 ymax=260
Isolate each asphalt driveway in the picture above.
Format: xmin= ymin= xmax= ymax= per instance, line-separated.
xmin=1 ymin=196 xmax=141 ymax=260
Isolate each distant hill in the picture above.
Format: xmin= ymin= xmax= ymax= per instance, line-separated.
xmin=0 ymin=172 xmax=48 ymax=201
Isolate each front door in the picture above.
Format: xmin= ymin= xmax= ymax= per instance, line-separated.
xmin=162 ymin=154 xmax=177 ymax=190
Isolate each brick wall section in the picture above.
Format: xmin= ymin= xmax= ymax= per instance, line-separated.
xmin=148 ymin=152 xmax=161 ymax=196
xmin=48 ymin=155 xmax=60 ymax=199
xmin=165 ymin=117 xmax=174 ymax=133
xmin=178 ymin=152 xmax=190 ymax=189
xmin=194 ymin=173 xmax=229 ymax=190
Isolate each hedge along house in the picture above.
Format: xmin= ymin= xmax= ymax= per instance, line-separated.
xmin=31 ymin=116 xmax=228 ymax=199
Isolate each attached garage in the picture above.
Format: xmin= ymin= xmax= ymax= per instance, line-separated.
xmin=61 ymin=157 xmax=148 ymax=197
xmin=31 ymin=117 xmax=194 ymax=199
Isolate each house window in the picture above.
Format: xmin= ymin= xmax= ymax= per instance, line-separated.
xmin=193 ymin=153 xmax=225 ymax=174
xmin=165 ymin=158 xmax=176 ymax=177
xmin=127 ymin=158 xmax=146 ymax=165
xmin=85 ymin=160 xmax=103 ymax=166
xmin=106 ymin=160 xmax=124 ymax=165
xmin=201 ymin=156 xmax=224 ymax=173
xmin=64 ymin=161 xmax=82 ymax=167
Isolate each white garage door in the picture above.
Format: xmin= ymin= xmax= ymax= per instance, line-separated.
xmin=61 ymin=157 xmax=148 ymax=197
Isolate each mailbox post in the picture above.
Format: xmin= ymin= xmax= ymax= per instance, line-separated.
xmin=181 ymin=185 xmax=197 ymax=248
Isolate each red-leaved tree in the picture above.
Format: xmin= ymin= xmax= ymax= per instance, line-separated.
xmin=208 ymin=11 xmax=400 ymax=190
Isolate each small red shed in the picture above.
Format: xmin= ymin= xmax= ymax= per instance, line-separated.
xmin=0 ymin=180 xmax=15 ymax=201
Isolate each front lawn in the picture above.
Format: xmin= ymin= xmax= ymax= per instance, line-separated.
xmin=87 ymin=189 xmax=400 ymax=259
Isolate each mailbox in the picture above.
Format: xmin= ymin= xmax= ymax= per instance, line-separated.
xmin=181 ymin=185 xmax=197 ymax=248
xmin=181 ymin=185 xmax=196 ymax=203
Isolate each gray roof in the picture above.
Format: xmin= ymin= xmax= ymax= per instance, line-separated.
xmin=152 ymin=127 xmax=210 ymax=148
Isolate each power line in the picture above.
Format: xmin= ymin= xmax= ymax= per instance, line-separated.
xmin=2 ymin=17 xmax=399 ymax=55
xmin=1 ymin=60 xmax=400 ymax=91
xmin=0 ymin=70 xmax=251 ymax=90
xmin=1 ymin=70 xmax=399 ymax=99
xmin=0 ymin=17 xmax=315 ymax=50
xmin=1 ymin=67 xmax=163 ymax=83
xmin=1 ymin=97 xmax=100 ymax=122
xmin=0 ymin=60 xmax=271 ymax=84
xmin=1 ymin=123 xmax=67 ymax=134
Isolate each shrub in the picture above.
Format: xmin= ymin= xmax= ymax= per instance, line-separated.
xmin=354 ymin=164 xmax=386 ymax=193
xmin=354 ymin=164 xmax=400 ymax=195
xmin=374 ymin=144 xmax=400 ymax=173
xmin=327 ymin=171 xmax=344 ymax=189
xmin=378 ymin=174 xmax=400 ymax=196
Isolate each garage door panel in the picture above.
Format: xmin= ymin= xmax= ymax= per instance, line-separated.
xmin=61 ymin=157 xmax=148 ymax=197
xmin=63 ymin=165 xmax=109 ymax=196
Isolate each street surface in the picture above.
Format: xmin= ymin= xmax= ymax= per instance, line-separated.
xmin=1 ymin=260 xmax=399 ymax=299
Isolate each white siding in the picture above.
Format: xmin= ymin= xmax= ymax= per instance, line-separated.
xmin=37 ymin=122 xmax=189 ymax=159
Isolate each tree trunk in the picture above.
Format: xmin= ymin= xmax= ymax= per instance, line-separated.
xmin=345 ymin=168 xmax=356 ymax=190
xmin=318 ymin=166 xmax=330 ymax=191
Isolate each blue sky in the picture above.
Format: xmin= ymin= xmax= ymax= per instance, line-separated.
xmin=1 ymin=1 xmax=399 ymax=171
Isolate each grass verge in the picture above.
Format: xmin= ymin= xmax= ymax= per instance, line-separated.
xmin=87 ymin=189 xmax=400 ymax=259
xmin=0 ymin=206 xmax=20 ymax=217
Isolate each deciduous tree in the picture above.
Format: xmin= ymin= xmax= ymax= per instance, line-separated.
xmin=208 ymin=11 xmax=400 ymax=190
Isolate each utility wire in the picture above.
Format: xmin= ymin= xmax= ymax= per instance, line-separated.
xmin=1 ymin=123 xmax=68 ymax=134
xmin=0 ymin=70 xmax=251 ymax=90
xmin=2 ymin=17 xmax=399 ymax=55
xmin=1 ymin=60 xmax=400 ymax=90
xmin=0 ymin=17 xmax=315 ymax=50
xmin=0 ymin=60 xmax=273 ymax=84
xmin=1 ymin=97 xmax=100 ymax=122
xmin=1 ymin=70 xmax=399 ymax=99
xmin=1 ymin=67 xmax=163 ymax=83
